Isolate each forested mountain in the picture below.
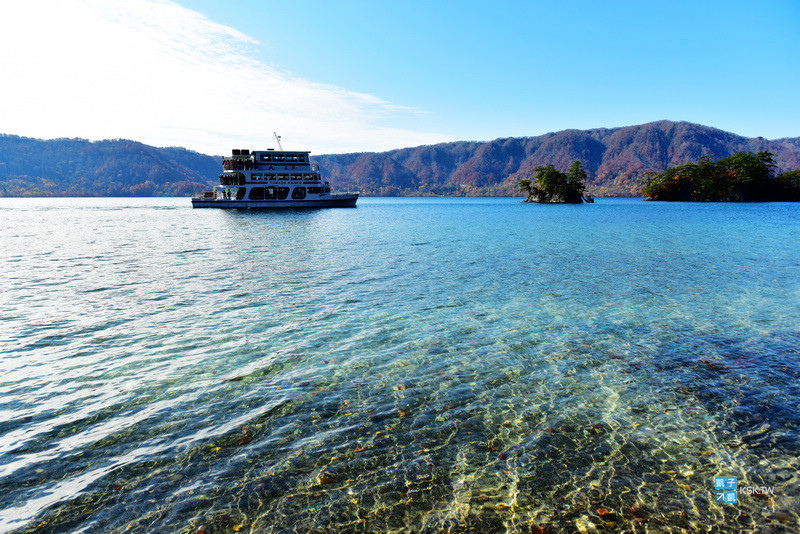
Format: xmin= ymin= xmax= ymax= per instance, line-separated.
xmin=313 ymin=121 xmax=800 ymax=196
xmin=1 ymin=121 xmax=799 ymax=197
xmin=0 ymin=135 xmax=219 ymax=196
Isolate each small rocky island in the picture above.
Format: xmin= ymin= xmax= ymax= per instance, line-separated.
xmin=519 ymin=161 xmax=594 ymax=203
xmin=641 ymin=151 xmax=800 ymax=201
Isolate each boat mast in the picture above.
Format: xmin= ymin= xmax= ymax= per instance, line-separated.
xmin=273 ymin=132 xmax=283 ymax=151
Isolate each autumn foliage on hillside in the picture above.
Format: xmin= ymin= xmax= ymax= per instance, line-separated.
xmin=641 ymin=151 xmax=800 ymax=201
xmin=2 ymin=122 xmax=800 ymax=197
xmin=315 ymin=122 xmax=800 ymax=197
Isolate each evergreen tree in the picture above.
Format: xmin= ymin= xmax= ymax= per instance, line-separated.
xmin=519 ymin=161 xmax=589 ymax=203
xmin=641 ymin=151 xmax=797 ymax=201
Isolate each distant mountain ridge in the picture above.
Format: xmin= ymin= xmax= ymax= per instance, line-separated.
xmin=1 ymin=121 xmax=798 ymax=197
xmin=313 ymin=121 xmax=800 ymax=196
xmin=0 ymin=135 xmax=219 ymax=197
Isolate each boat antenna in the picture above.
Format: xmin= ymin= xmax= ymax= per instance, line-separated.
xmin=273 ymin=132 xmax=283 ymax=150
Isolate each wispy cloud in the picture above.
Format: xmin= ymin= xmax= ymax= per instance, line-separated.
xmin=0 ymin=0 xmax=452 ymax=154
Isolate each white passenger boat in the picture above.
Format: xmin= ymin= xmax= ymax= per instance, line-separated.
xmin=192 ymin=138 xmax=358 ymax=208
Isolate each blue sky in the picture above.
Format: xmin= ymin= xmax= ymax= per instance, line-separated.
xmin=1 ymin=0 xmax=798 ymax=154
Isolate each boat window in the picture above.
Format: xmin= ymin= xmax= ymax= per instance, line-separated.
xmin=264 ymin=187 xmax=277 ymax=200
xmin=307 ymin=187 xmax=323 ymax=194
xmin=251 ymin=173 xmax=262 ymax=180
xmin=260 ymin=154 xmax=272 ymax=162
xmin=278 ymin=173 xmax=288 ymax=180
xmin=276 ymin=187 xmax=290 ymax=199
xmin=249 ymin=187 xmax=265 ymax=200
xmin=324 ymin=187 xmax=331 ymax=193
xmin=303 ymin=174 xmax=316 ymax=180
xmin=291 ymin=187 xmax=306 ymax=200
xmin=220 ymin=172 xmax=245 ymax=186
xmin=265 ymin=173 xmax=276 ymax=180
xmin=236 ymin=187 xmax=246 ymax=200
xmin=291 ymin=174 xmax=302 ymax=180
xmin=298 ymin=154 xmax=308 ymax=163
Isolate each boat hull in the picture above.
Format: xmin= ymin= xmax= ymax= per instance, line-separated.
xmin=191 ymin=194 xmax=358 ymax=209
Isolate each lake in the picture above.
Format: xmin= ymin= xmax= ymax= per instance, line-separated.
xmin=0 ymin=197 xmax=798 ymax=533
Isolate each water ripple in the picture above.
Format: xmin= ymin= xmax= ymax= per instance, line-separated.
xmin=0 ymin=198 xmax=798 ymax=533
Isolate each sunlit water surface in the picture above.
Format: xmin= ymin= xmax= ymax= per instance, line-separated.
xmin=0 ymin=197 xmax=798 ymax=533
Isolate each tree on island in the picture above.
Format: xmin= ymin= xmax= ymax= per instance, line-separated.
xmin=519 ymin=161 xmax=593 ymax=203
xmin=641 ymin=151 xmax=800 ymax=201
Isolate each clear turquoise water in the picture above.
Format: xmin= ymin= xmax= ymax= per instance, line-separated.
xmin=0 ymin=197 xmax=798 ymax=533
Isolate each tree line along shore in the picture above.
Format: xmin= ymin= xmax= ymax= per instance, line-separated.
xmin=520 ymin=151 xmax=800 ymax=203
